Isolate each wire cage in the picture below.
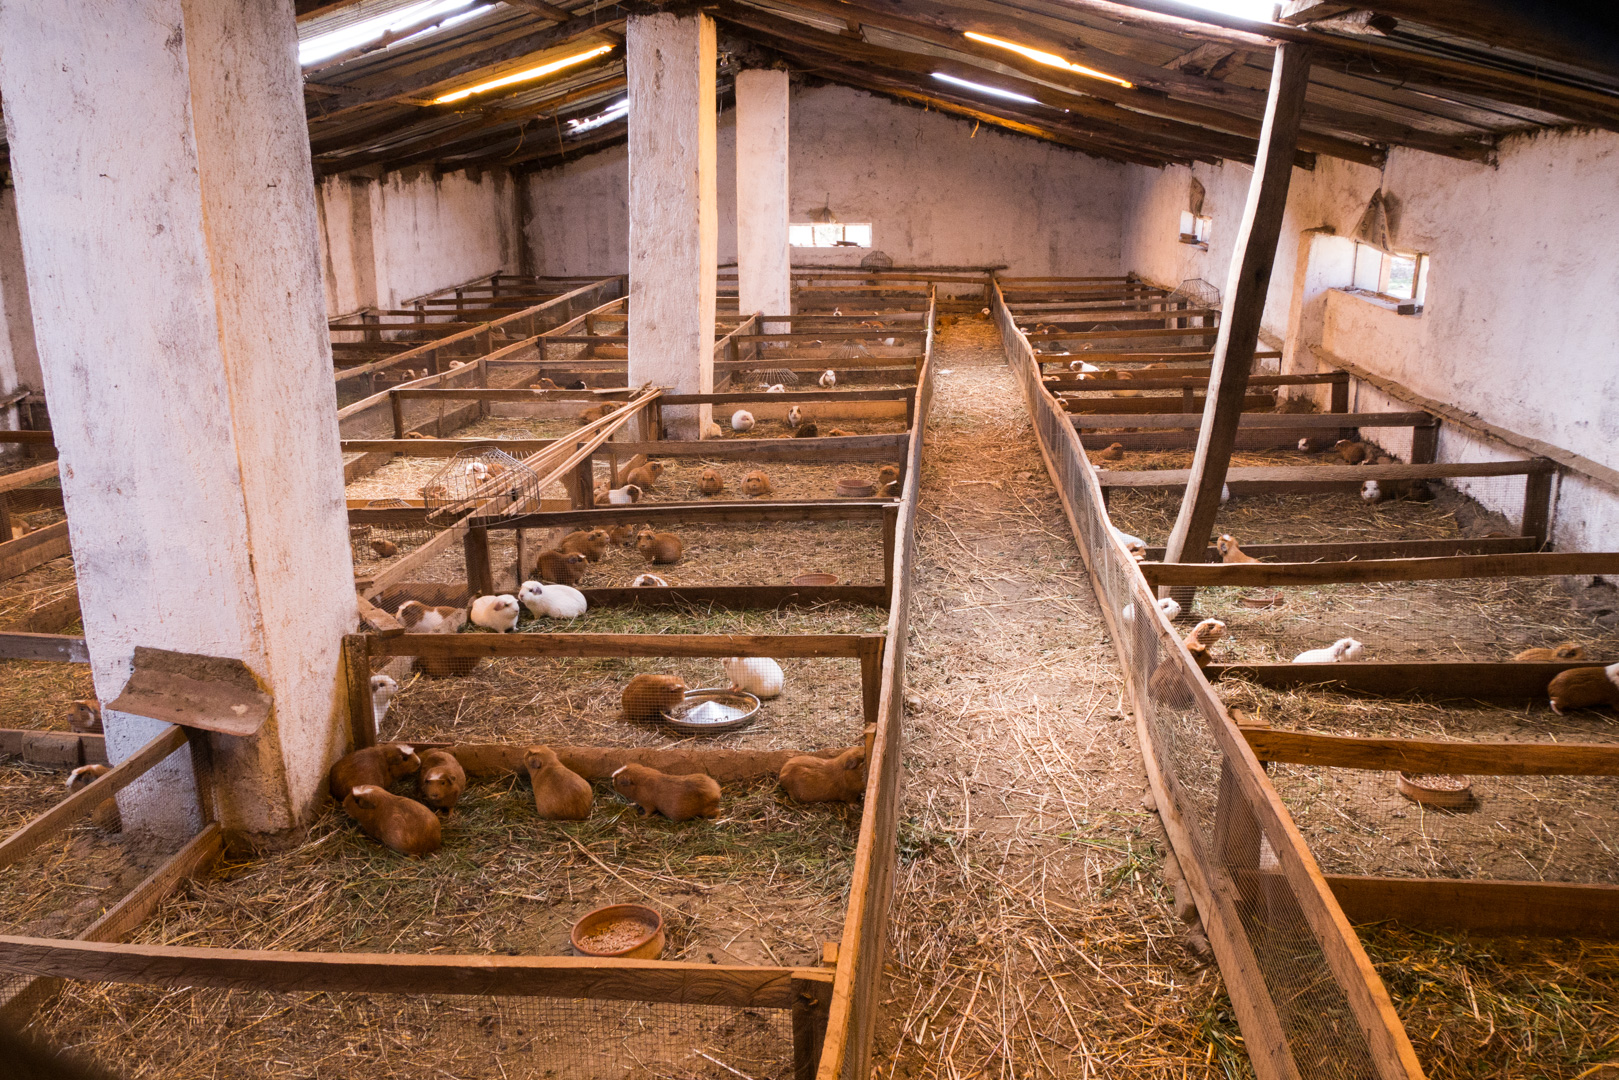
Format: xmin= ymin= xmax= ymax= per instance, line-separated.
xmin=422 ymin=447 xmax=540 ymax=529
xmin=1165 ymin=277 xmax=1222 ymax=308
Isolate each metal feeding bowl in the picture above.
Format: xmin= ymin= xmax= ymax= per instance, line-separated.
xmin=663 ymin=687 xmax=761 ymax=735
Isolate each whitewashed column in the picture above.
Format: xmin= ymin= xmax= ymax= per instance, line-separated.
xmin=735 ymin=68 xmax=792 ymax=333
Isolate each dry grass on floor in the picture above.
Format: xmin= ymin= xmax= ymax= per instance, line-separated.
xmin=623 ymin=454 xmax=898 ymax=505
xmin=0 ymin=658 xmax=95 ymax=732
xmin=0 ymin=551 xmax=77 ymax=627
xmin=1361 ymin=927 xmax=1619 ymax=1080
xmin=875 ymin=320 xmax=1240 ymax=1080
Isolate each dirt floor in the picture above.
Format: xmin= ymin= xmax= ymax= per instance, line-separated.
xmin=869 ymin=318 xmax=1238 ymax=1079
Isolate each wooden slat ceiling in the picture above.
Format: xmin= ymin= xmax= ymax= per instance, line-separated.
xmin=288 ymin=1 xmax=1619 ymax=174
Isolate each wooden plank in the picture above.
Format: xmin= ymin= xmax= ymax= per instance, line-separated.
xmin=1077 ymin=428 xmax=1337 ymax=452
xmin=341 ymin=434 xmax=909 ymax=458
xmin=1242 ymin=729 xmax=1619 ymax=775
xmin=1142 ymin=536 xmax=1536 ymax=563
xmin=0 ymin=631 xmax=90 ymax=663
xmin=361 ymin=520 xmax=469 ymax=601
xmin=659 ymin=390 xmax=914 ymax=405
xmin=0 ymin=726 xmax=188 ymax=869
xmin=1065 ymin=394 xmax=1275 ymax=415
xmin=1325 ymin=876 xmax=1619 ymax=939
xmin=578 ymin=585 xmax=887 ymax=608
xmin=0 ymin=936 xmax=830 ymax=1008
xmin=478 ymin=500 xmax=892 ymax=531
xmin=344 ymin=635 xmax=376 ymax=752
xmin=1099 ymin=459 xmax=1552 ymax=487
xmin=0 ymin=730 xmax=103 ymax=766
xmin=1163 ymin=43 xmax=1314 ymax=576
xmin=0 ymin=520 xmax=71 ymax=580
xmin=1143 ymin=551 xmax=1619 ymax=587
xmin=1047 ymin=372 xmax=1344 ymax=390
xmin=368 ymin=632 xmax=882 ymax=660
xmin=1070 ymin=411 xmax=1430 ymax=429
xmin=1206 ymin=661 xmax=1590 ymax=701
xmin=0 ymin=461 xmax=59 ymax=494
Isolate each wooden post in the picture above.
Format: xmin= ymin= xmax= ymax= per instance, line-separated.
xmin=389 ymin=390 xmax=405 ymax=439
xmin=343 ymin=634 xmax=375 ymax=750
xmin=792 ymin=975 xmax=832 ymax=1080
xmin=464 ymin=526 xmax=495 ymax=598
xmin=1522 ymin=465 xmax=1555 ymax=550
xmin=1409 ymin=419 xmax=1438 ymax=465
xmin=880 ymin=504 xmax=899 ymax=606
xmin=1162 ymin=43 xmax=1314 ymax=578
xmin=573 ymin=447 xmax=595 ymax=509
xmin=857 ymin=637 xmax=883 ymax=734
xmin=515 ymin=529 xmax=529 ymax=588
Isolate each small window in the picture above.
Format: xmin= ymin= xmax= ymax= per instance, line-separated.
xmin=1352 ymin=242 xmax=1429 ymax=310
xmin=789 ymin=223 xmax=873 ymax=248
xmin=1178 ymin=210 xmax=1212 ymax=246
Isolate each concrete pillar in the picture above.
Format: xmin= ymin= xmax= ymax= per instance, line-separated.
xmin=735 ymin=68 xmax=792 ymax=330
xmin=627 ymin=11 xmax=717 ymax=437
xmin=0 ymin=0 xmax=357 ymax=843
xmin=0 ymin=188 xmax=42 ymax=428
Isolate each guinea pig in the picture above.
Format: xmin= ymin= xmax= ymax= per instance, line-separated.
xmin=1096 ymin=443 xmax=1125 ymax=461
xmin=1333 ymin=439 xmax=1370 ymax=465
xmin=329 ymin=743 xmax=421 ymax=802
xmin=396 ymin=601 xmax=466 ymax=633
xmin=614 ymin=454 xmax=649 ymax=487
xmin=699 ymin=468 xmax=725 ymax=496
xmin=559 ymin=528 xmax=611 ymax=562
xmin=370 ymin=538 xmax=399 ymax=558
xmin=606 ymin=484 xmax=643 ymax=506
xmin=779 ymin=746 xmax=868 ymax=803
xmin=519 ymin=580 xmax=587 ymax=619
xmin=1298 ymin=437 xmax=1330 ymax=452
xmin=1110 ymin=526 xmax=1147 ymax=555
xmin=343 ymin=785 xmax=442 ymax=857
xmin=731 ymin=410 xmax=756 ymax=433
xmin=1121 ymin=597 xmax=1180 ymax=630
xmin=524 ymin=745 xmax=592 ymax=820
xmin=1513 ymin=643 xmax=1588 ymax=662
xmin=608 ymin=523 xmax=639 ymax=548
xmin=1217 ymin=535 xmax=1260 ymax=564
xmin=470 ymin=594 xmax=521 ymax=633
xmin=67 ymin=699 xmax=103 ymax=734
xmin=721 ymin=656 xmax=784 ymax=699
xmin=416 ymin=748 xmax=466 ymax=812
xmin=577 ymin=404 xmax=611 ymax=425
xmin=536 ymin=548 xmax=589 ymax=585
xmin=828 ymin=428 xmax=858 ymax=437
xmin=66 ymin=764 xmax=122 ymax=832
xmin=636 ymin=529 xmax=683 ymax=564
xmin=793 ymin=423 xmax=820 ymax=438
xmin=703 ymin=420 xmax=723 ymax=439
xmin=1548 ymin=662 xmax=1619 ymax=714
xmin=631 ymin=573 xmax=670 ymax=587
xmin=624 ymin=462 xmax=664 ymax=490
xmin=741 ymin=470 xmax=774 ymax=498
xmin=765 ymin=384 xmax=786 ymax=393
xmin=877 ymin=465 xmax=900 ymax=496
xmin=370 ymin=675 xmax=398 ymax=731
xmin=1183 ymin=619 xmax=1226 ymax=649
xmin=1360 ymin=480 xmax=1383 ymax=503
xmin=788 ymin=405 xmax=804 ymax=428
xmin=611 ymin=763 xmax=721 ymax=821
xmin=622 ymin=673 xmax=688 ymax=723
xmin=818 ymin=369 xmax=837 ymax=389
xmin=1292 ymin=638 xmax=1364 ymax=664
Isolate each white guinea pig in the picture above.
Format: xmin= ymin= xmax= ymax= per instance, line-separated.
xmin=519 ymin=580 xmax=587 ymax=619
xmin=1122 ymin=596 xmax=1180 ymax=630
xmin=722 ymin=656 xmax=784 ymax=699
xmin=819 ymin=369 xmax=837 ymax=388
xmin=470 ymin=594 xmax=520 ymax=633
xmin=1292 ymin=638 xmax=1364 ymax=663
xmin=787 ymin=405 xmax=803 ymax=428
xmin=1110 ymin=526 xmax=1147 ymax=554
xmin=631 ymin=573 xmax=670 ymax=587
xmin=765 ymin=384 xmax=786 ymax=394
xmin=370 ymin=675 xmax=398 ymax=731
xmin=732 ymin=409 xmax=756 ymax=432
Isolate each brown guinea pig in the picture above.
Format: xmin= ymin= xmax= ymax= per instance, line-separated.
xmin=624 ymin=462 xmax=664 ymax=490
xmin=608 ymin=523 xmax=639 ymax=548
xmin=1514 ymin=642 xmax=1588 ymax=662
xmin=524 ymin=745 xmax=592 ymax=820
xmin=622 ymin=673 xmax=688 ymax=724
xmin=877 ymin=465 xmax=900 ymax=496
xmin=636 ymin=529 xmax=682 ymax=565
xmin=329 ymin=743 xmax=421 ymax=802
xmin=1548 ymin=663 xmax=1619 ymax=714
xmin=416 ymin=749 xmax=466 ymax=812
xmin=611 ymin=763 xmax=721 ymax=821
xmin=779 ymin=746 xmax=868 ymax=804
xmin=742 ymin=470 xmax=774 ymax=498
xmin=1334 ymin=439 xmax=1371 ymax=465
xmin=577 ymin=404 xmax=610 ymax=425
xmin=614 ymin=454 xmax=649 ymax=487
xmin=1216 ymin=534 xmax=1260 ymax=564
xmin=1096 ymin=443 xmax=1125 ymax=461
xmin=370 ymin=538 xmax=399 ymax=558
xmin=699 ymin=468 xmax=725 ymax=496
xmin=793 ymin=423 xmax=819 ymax=438
xmin=559 ymin=528 xmax=611 ymax=563
xmin=343 ymin=785 xmax=442 ymax=857
xmin=536 ymin=548 xmax=589 ymax=585
xmin=67 ymin=699 xmax=103 ymax=734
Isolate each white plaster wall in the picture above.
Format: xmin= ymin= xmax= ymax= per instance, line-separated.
xmin=526 ymin=83 xmax=1128 ymax=277
xmin=316 ymin=167 xmax=516 ymax=316
xmin=1119 ymin=129 xmax=1619 ymax=551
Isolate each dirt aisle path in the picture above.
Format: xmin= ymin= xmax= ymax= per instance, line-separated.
xmin=870 ymin=318 xmax=1240 ymax=1079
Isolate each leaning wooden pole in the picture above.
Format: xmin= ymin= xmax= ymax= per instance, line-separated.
xmin=1162 ymin=43 xmax=1313 ymax=571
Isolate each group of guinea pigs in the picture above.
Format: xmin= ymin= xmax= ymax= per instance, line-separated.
xmin=328 ymin=737 xmax=868 ymax=858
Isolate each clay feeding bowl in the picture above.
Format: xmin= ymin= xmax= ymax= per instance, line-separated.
xmin=663 ymin=687 xmax=761 ymax=735
xmin=1238 ymin=592 xmax=1286 ymax=609
xmin=792 ymin=573 xmax=839 ymax=586
xmin=571 ymin=904 xmax=665 ymax=959
xmin=1395 ymin=772 xmax=1474 ymax=810
xmin=835 ymin=478 xmax=877 ymax=498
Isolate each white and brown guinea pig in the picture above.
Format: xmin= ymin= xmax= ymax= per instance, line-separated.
xmin=370 ymin=675 xmax=398 ymax=731
xmin=416 ymin=748 xmax=466 ymax=812
xmin=396 ymin=601 xmax=466 ymax=634
xmin=1292 ymin=638 xmax=1364 ymax=664
xmin=721 ymin=656 xmax=783 ymax=699
xmin=631 ymin=573 xmax=669 ymax=587
xmin=1182 ymin=619 xmax=1226 ymax=650
xmin=877 ymin=465 xmax=901 ymax=496
xmin=67 ymin=699 xmax=103 ymax=734
xmin=787 ymin=405 xmax=804 ymax=428
xmin=606 ymin=484 xmax=643 ymax=506
xmin=611 ymin=763 xmax=721 ymax=821
xmin=636 ymin=529 xmax=683 ymax=565
xmin=524 ymin=745 xmax=592 ymax=820
xmin=779 ymin=746 xmax=867 ymax=804
xmin=622 ymin=673 xmax=688 ymax=724
xmin=329 ymin=742 xmax=421 ymax=801
xmin=343 ymin=785 xmax=442 ymax=857
xmin=470 ymin=594 xmax=520 ymax=633
xmin=1548 ymin=662 xmax=1619 ymax=714
xmin=741 ymin=470 xmax=773 ymax=498
xmin=66 ymin=764 xmax=122 ymax=832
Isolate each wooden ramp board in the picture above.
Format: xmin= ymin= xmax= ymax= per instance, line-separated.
xmin=1206 ymin=661 xmax=1591 ymax=702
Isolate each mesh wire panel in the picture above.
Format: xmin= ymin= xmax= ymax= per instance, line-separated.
xmin=30 ymin=986 xmax=795 ymax=1080
xmin=996 ymin=295 xmax=1389 ymax=1079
